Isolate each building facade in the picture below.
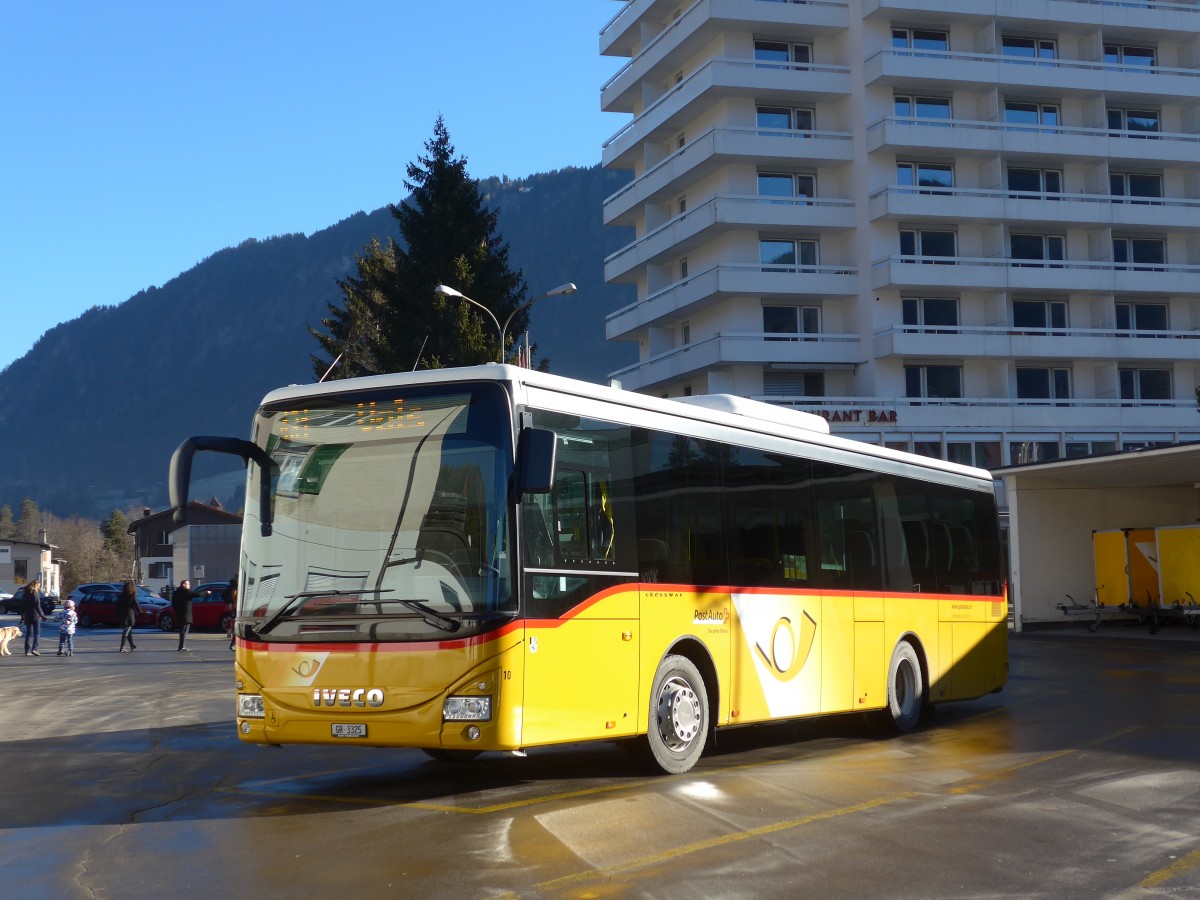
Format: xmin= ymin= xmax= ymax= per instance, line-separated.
xmin=600 ymin=0 xmax=1200 ymax=468
xmin=127 ymin=502 xmax=242 ymax=594
xmin=0 ymin=536 xmax=61 ymax=598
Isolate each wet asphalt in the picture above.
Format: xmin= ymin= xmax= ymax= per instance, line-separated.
xmin=1 ymin=614 xmax=1198 ymax=899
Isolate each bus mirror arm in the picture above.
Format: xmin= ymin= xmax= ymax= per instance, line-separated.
xmin=514 ymin=427 xmax=557 ymax=500
xmin=169 ymin=436 xmax=277 ymax=537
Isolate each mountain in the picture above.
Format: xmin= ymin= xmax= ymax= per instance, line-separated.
xmin=0 ymin=164 xmax=636 ymax=518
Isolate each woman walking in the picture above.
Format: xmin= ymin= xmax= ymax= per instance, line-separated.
xmin=116 ymin=581 xmax=139 ymax=652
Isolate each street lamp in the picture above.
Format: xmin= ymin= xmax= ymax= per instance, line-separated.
xmin=434 ymin=282 xmax=577 ymax=364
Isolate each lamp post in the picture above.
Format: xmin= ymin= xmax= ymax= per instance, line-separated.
xmin=434 ymin=282 xmax=577 ymax=364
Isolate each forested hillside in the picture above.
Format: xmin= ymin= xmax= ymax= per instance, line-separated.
xmin=0 ymin=164 xmax=635 ymax=517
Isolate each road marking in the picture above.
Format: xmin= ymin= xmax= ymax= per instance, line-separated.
xmin=1139 ymin=846 xmax=1200 ymax=888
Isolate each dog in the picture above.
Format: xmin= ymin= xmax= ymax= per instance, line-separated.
xmin=0 ymin=625 xmax=22 ymax=656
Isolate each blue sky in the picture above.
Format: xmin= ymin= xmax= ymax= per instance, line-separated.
xmin=0 ymin=1 xmax=625 ymax=372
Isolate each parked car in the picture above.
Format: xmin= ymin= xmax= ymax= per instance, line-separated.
xmin=3 ymin=584 xmax=56 ymax=616
xmin=67 ymin=582 xmax=166 ymax=610
xmin=0 ymin=590 xmax=14 ymax=614
xmin=158 ymin=580 xmax=234 ymax=633
xmin=75 ymin=587 xmax=163 ymax=627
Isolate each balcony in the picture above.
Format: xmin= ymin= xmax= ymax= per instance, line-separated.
xmin=604 ymin=194 xmax=855 ymax=280
xmin=602 ymin=0 xmax=851 ymax=59
xmin=866 ymin=49 xmax=1200 ymax=101
xmin=762 ymin=394 xmax=1200 ymax=432
xmin=873 ymin=324 xmax=1200 ymax=361
xmin=871 ymin=255 xmax=1200 ymax=294
xmin=867 ymin=116 xmax=1200 ymax=167
xmin=608 ymin=330 xmax=862 ymax=391
xmin=602 ymin=58 xmax=851 ymax=168
xmin=604 ymin=127 xmax=854 ymax=225
xmin=602 ymin=0 xmax=850 ymax=111
xmin=606 ymin=263 xmax=859 ymax=340
xmin=869 ymin=186 xmax=1200 ymax=230
xmin=862 ymin=0 xmax=1200 ymax=35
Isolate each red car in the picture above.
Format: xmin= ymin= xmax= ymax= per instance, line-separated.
xmin=76 ymin=588 xmax=163 ymax=627
xmin=157 ymin=581 xmax=234 ymax=633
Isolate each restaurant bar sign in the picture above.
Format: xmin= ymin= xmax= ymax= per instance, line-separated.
xmin=802 ymin=407 xmax=898 ymax=426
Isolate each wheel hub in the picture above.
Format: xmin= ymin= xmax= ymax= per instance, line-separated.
xmin=657 ymin=676 xmax=700 ymax=749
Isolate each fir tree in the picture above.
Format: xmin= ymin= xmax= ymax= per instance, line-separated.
xmin=311 ymin=117 xmax=528 ymax=378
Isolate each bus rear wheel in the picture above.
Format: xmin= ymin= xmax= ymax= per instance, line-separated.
xmin=644 ymin=654 xmax=708 ymax=775
xmin=884 ymin=641 xmax=924 ymax=733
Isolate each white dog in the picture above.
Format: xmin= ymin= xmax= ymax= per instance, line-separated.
xmin=0 ymin=625 xmax=22 ymax=656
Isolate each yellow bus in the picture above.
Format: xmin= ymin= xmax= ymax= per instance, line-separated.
xmin=169 ymin=365 xmax=1007 ymax=774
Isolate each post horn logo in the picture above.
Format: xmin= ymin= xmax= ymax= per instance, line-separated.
xmin=755 ymin=611 xmax=817 ymax=682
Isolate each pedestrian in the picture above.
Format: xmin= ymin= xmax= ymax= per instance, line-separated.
xmin=226 ymin=577 xmax=238 ymax=651
xmin=116 ymin=581 xmax=139 ymax=652
xmin=21 ymin=579 xmax=49 ymax=656
xmin=55 ymin=599 xmax=78 ymax=656
xmin=172 ymin=578 xmax=193 ymax=651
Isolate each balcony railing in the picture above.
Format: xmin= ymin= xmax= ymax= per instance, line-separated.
xmin=603 ymin=57 xmax=850 ymax=150
xmin=604 ymin=193 xmax=854 ymax=268
xmin=604 ymin=126 xmax=853 ymax=213
xmin=868 ymin=115 xmax=1200 ymax=147
xmin=608 ymin=329 xmax=863 ymax=381
xmin=601 ymin=0 xmax=847 ymax=45
xmin=764 ymin=395 xmax=1195 ymax=410
xmin=868 ymin=47 xmax=1200 ymax=82
xmin=876 ymin=254 xmax=1200 ymax=275
xmin=875 ymin=323 xmax=1200 ymax=341
xmin=870 ymin=185 xmax=1199 ymax=209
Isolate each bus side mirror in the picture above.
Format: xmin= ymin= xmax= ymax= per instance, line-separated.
xmin=169 ymin=436 xmax=277 ymax=537
xmin=515 ymin=427 xmax=557 ymax=498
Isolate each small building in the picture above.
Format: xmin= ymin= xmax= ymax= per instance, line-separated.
xmin=996 ymin=443 xmax=1200 ymax=630
xmin=128 ymin=502 xmax=242 ymax=594
xmin=0 ymin=534 xmax=62 ymax=598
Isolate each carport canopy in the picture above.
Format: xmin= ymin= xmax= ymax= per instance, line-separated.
xmin=996 ymin=443 xmax=1200 ymax=629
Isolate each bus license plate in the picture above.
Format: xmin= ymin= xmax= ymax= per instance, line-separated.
xmin=332 ymin=723 xmax=367 ymax=739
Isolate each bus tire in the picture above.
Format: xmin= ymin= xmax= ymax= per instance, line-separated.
xmin=422 ymin=748 xmax=482 ymax=762
xmin=645 ymin=654 xmax=708 ymax=775
xmin=884 ymin=641 xmax=923 ymax=734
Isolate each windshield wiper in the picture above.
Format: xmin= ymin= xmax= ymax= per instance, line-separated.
xmin=256 ymin=588 xmax=395 ymax=636
xmin=255 ymin=588 xmax=460 ymax=635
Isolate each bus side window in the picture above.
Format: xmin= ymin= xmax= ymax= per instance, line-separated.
xmin=553 ymin=469 xmax=589 ymax=559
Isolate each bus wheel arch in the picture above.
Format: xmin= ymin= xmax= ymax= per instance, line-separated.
xmin=884 ymin=637 xmax=927 ymax=734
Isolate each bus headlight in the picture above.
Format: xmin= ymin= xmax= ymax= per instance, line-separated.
xmin=238 ymin=693 xmax=265 ymax=719
xmin=444 ymin=696 xmax=491 ymax=721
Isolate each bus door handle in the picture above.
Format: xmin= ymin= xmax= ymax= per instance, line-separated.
xmin=622 ymin=631 xmax=633 ymax=641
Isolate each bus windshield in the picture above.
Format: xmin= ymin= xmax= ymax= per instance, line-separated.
xmin=239 ymin=381 xmax=515 ymax=643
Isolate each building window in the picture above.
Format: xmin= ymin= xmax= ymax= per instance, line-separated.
xmin=758 ymin=172 xmax=815 ymax=204
xmin=1116 ymin=301 xmax=1168 ymax=332
xmin=1007 ymin=167 xmax=1061 ymax=197
xmin=757 ymin=105 xmax=814 ymax=133
xmin=1017 ymin=367 xmax=1071 ymax=402
xmin=1120 ymin=368 xmax=1171 ymax=400
xmin=1013 ymin=299 xmax=1068 ymax=333
xmin=1104 ymin=43 xmax=1156 ymax=68
xmin=754 ymin=40 xmax=812 ymax=68
xmin=1110 ymin=172 xmax=1162 ymax=203
xmin=1010 ymin=441 xmax=1060 ymax=464
xmin=1004 ymin=100 xmax=1059 ymax=129
xmin=896 ymin=161 xmax=952 ymax=192
xmin=899 ymin=229 xmax=956 ymax=262
xmin=764 ymin=305 xmax=820 ymax=339
xmin=894 ymin=94 xmax=951 ymax=121
xmin=678 ymin=195 xmax=687 ymax=214
xmin=1108 ymin=108 xmax=1159 ymax=135
xmin=947 ymin=442 xmax=1002 ymax=468
xmin=1065 ymin=440 xmax=1117 ymax=458
xmin=902 ymin=297 xmax=958 ymax=331
xmin=1010 ymin=233 xmax=1064 ymax=266
xmin=891 ymin=28 xmax=948 ymax=52
xmin=763 ymin=370 xmax=824 ymax=397
xmin=1113 ymin=237 xmax=1165 ymax=270
xmin=1002 ymin=35 xmax=1056 ymax=59
xmin=905 ymin=365 xmax=963 ymax=399
xmin=760 ymin=238 xmax=818 ymax=271
xmin=14 ymin=559 xmax=27 ymax=581
xmin=681 ymin=321 xmax=691 ymax=345
xmin=149 ymin=561 xmax=171 ymax=579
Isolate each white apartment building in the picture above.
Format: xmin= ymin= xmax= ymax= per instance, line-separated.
xmin=600 ymin=0 xmax=1200 ymax=469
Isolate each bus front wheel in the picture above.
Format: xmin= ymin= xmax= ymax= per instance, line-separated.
xmin=884 ymin=641 xmax=924 ymax=733
xmin=645 ymin=654 xmax=708 ymax=775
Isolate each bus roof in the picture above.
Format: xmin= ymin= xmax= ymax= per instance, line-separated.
xmin=260 ymin=365 xmax=993 ymax=485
